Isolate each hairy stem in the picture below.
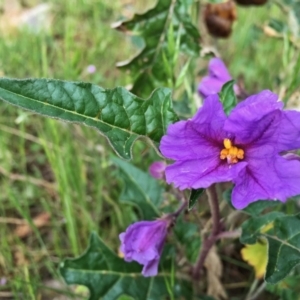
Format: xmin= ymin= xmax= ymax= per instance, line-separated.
xmin=192 ymin=184 xmax=221 ymax=280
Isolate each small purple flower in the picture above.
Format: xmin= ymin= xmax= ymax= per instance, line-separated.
xmin=119 ymin=218 xmax=170 ymax=277
xmin=160 ymin=90 xmax=300 ymax=209
xmin=86 ymin=65 xmax=96 ymax=74
xmin=0 ymin=277 xmax=6 ymax=286
xmin=198 ymin=58 xmax=238 ymax=99
xmin=149 ymin=161 xmax=167 ymax=179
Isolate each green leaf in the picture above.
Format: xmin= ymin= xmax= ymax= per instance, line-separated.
xmin=240 ymin=211 xmax=284 ymax=245
xmin=174 ymin=217 xmax=201 ymax=263
xmin=0 ymin=78 xmax=178 ymax=159
xmin=117 ymin=296 xmax=135 ymax=300
xmin=218 ymin=80 xmax=237 ymax=115
xmin=112 ymin=157 xmax=163 ymax=219
xmin=188 ymin=188 xmax=204 ymax=211
xmin=241 ymin=213 xmax=300 ymax=283
xmin=175 ymin=59 xmax=191 ymax=89
xmin=115 ymin=0 xmax=200 ymax=96
xmin=173 ymin=90 xmax=192 ymax=118
xmin=60 ymin=232 xmax=192 ymax=300
xmin=243 ymin=200 xmax=281 ymax=216
xmin=222 ymin=187 xmax=233 ymax=207
xmin=266 ymin=275 xmax=300 ymax=300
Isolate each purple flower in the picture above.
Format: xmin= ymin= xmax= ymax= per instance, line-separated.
xmin=149 ymin=161 xmax=167 ymax=179
xmin=86 ymin=65 xmax=96 ymax=74
xmin=160 ymin=90 xmax=300 ymax=209
xmin=119 ymin=219 xmax=170 ymax=276
xmin=198 ymin=58 xmax=239 ymax=99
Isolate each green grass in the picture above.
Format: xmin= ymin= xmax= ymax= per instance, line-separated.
xmin=0 ymin=0 xmax=134 ymax=298
xmin=0 ymin=0 xmax=299 ymax=299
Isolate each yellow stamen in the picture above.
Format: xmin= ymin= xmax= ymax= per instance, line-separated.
xmin=220 ymin=149 xmax=229 ymax=159
xmin=237 ymin=149 xmax=244 ymax=159
xmin=220 ymin=139 xmax=244 ymax=164
xmin=229 ymin=146 xmax=238 ymax=157
xmin=231 ymin=157 xmax=238 ymax=164
xmin=223 ymin=138 xmax=232 ymax=149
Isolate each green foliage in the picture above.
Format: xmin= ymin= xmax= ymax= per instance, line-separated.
xmin=266 ymin=275 xmax=300 ymax=300
xmin=243 ymin=200 xmax=281 ymax=216
xmin=281 ymin=0 xmax=300 ymax=29
xmin=112 ymin=157 xmax=163 ymax=219
xmin=0 ymin=1 xmax=137 ymax=297
xmin=2 ymin=0 xmax=299 ymax=298
xmin=240 ymin=212 xmax=284 ymax=245
xmin=188 ymin=188 xmax=204 ymax=210
xmin=218 ymin=80 xmax=237 ymax=115
xmin=115 ymin=0 xmax=200 ymax=96
xmin=60 ymin=232 xmax=191 ymax=300
xmin=174 ymin=217 xmax=201 ymax=263
xmin=267 ymin=18 xmax=286 ymax=34
xmin=241 ymin=213 xmax=300 ymax=283
xmin=0 ymin=78 xmax=178 ymax=159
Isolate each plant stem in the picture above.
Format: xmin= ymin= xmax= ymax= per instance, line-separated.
xmin=247 ymin=281 xmax=266 ymax=300
xmin=192 ymin=184 xmax=221 ymax=280
xmin=216 ymin=229 xmax=241 ymax=240
xmin=170 ymin=199 xmax=188 ymax=218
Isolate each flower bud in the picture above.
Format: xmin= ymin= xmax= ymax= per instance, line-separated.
xmin=119 ymin=219 xmax=170 ymax=277
xmin=149 ymin=161 xmax=167 ymax=179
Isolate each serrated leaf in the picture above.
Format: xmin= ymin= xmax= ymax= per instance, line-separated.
xmin=115 ymin=0 xmax=200 ymax=96
xmin=241 ymin=242 xmax=268 ymax=279
xmin=0 ymin=78 xmax=179 ymax=160
xmin=60 ymin=232 xmax=191 ymax=300
xmin=188 ymin=188 xmax=204 ymax=211
xmin=112 ymin=157 xmax=163 ymax=219
xmin=241 ymin=213 xmax=300 ymax=283
xmin=218 ymin=80 xmax=237 ymax=115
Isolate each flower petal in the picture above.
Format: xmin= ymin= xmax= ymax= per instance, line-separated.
xmin=208 ymin=58 xmax=231 ymax=80
xmin=232 ymin=155 xmax=300 ymax=209
xmin=119 ymin=232 xmax=125 ymax=243
xmin=225 ymin=90 xmax=283 ymax=145
xmin=160 ymin=95 xmax=226 ymax=161
xmin=165 ymin=157 xmax=247 ymax=190
xmin=198 ymin=58 xmax=232 ymax=98
xmin=198 ymin=77 xmax=226 ymax=99
xmin=276 ymin=110 xmax=300 ymax=151
xmin=142 ymin=259 xmax=160 ymax=277
xmin=235 ymin=110 xmax=282 ymax=153
xmin=229 ymin=90 xmax=282 ymax=117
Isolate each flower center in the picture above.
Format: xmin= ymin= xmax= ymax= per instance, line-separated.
xmin=220 ymin=138 xmax=244 ymax=164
